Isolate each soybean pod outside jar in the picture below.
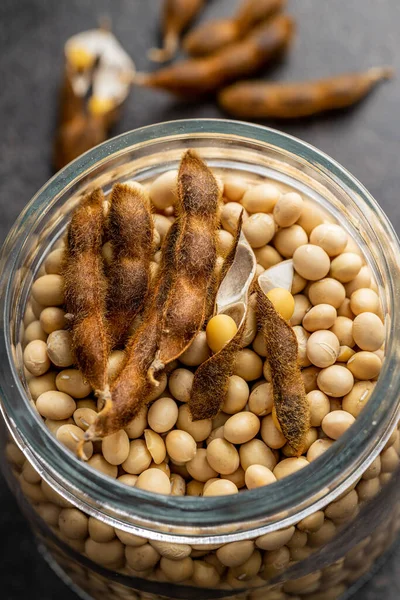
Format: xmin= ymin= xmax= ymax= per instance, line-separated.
xmin=1 ymin=119 xmax=400 ymax=600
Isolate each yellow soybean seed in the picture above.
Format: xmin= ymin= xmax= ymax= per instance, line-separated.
xmin=88 ymin=96 xmax=115 ymax=117
xmin=66 ymin=45 xmax=95 ymax=70
xmin=206 ymin=314 xmax=238 ymax=353
xmin=266 ymin=288 xmax=295 ymax=321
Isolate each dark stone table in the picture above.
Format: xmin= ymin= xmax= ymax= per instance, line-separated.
xmin=0 ymin=0 xmax=399 ymax=598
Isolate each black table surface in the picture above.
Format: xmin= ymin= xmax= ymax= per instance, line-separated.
xmin=1 ymin=1 xmax=400 ymax=598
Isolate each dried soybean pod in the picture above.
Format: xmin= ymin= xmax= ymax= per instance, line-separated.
xmin=183 ymin=0 xmax=285 ymax=57
xmin=53 ymin=71 xmax=97 ymax=171
xmin=63 ymin=189 xmax=110 ymax=403
xmin=55 ymin=29 xmax=135 ymax=171
xmin=256 ymin=268 xmax=310 ymax=455
xmin=106 ymin=183 xmax=153 ymax=347
xmin=190 ymin=233 xmax=257 ymax=420
xmin=149 ymin=150 xmax=221 ymax=378
xmin=54 ymin=110 xmax=107 ymax=172
xmin=84 ymin=220 xmax=182 ymax=442
xmin=137 ymin=15 xmax=295 ymax=97
xmin=236 ymin=0 xmax=286 ymax=31
xmin=218 ymin=67 xmax=394 ymax=119
xmin=149 ymin=0 xmax=205 ymax=62
xmin=58 ymin=70 xmax=86 ymax=126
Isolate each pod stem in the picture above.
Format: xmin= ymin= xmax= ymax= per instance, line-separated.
xmin=147 ymin=33 xmax=179 ymax=63
xmin=368 ymin=66 xmax=394 ymax=81
xmin=95 ymin=384 xmax=111 ymax=410
xmin=147 ymin=357 xmax=164 ymax=385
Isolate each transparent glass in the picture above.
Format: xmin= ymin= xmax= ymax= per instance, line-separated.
xmin=1 ymin=119 xmax=400 ymax=600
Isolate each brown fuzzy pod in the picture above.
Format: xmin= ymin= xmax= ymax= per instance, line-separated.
xmin=137 ymin=15 xmax=295 ymax=97
xmin=106 ymin=183 xmax=153 ymax=347
xmin=84 ymin=218 xmax=182 ymax=440
xmin=190 ymin=229 xmax=256 ymax=421
xmin=88 ymin=312 xmax=160 ymax=440
xmin=150 ymin=150 xmax=221 ymax=375
xmin=218 ymin=67 xmax=393 ymax=119
xmin=53 ymin=112 xmax=107 ymax=172
xmin=256 ymin=284 xmax=310 ymax=455
xmin=183 ymin=0 xmax=285 ymax=57
xmin=190 ymin=321 xmax=245 ymax=421
xmin=63 ymin=188 xmax=109 ymax=397
xmin=149 ymin=0 xmax=205 ymax=62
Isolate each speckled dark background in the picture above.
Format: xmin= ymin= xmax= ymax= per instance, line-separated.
xmin=0 ymin=1 xmax=399 ymax=598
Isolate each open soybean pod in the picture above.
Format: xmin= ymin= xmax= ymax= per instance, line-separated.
xmin=148 ymin=150 xmax=221 ymax=377
xmin=190 ymin=230 xmax=257 ymax=421
xmin=183 ymin=0 xmax=286 ymax=57
xmin=54 ymin=27 xmax=135 ymax=170
xmin=64 ymin=27 xmax=135 ymax=126
xmin=137 ymin=14 xmax=295 ymax=97
xmin=218 ymin=66 xmax=394 ymax=119
xmin=82 ymin=220 xmax=182 ymax=444
xmin=256 ymin=260 xmax=311 ymax=455
xmin=148 ymin=0 xmax=205 ymax=63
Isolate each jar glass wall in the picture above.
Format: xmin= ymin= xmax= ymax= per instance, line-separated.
xmin=1 ymin=120 xmax=400 ymax=600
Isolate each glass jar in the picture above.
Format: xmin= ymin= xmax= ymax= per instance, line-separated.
xmin=1 ymin=119 xmax=400 ymax=600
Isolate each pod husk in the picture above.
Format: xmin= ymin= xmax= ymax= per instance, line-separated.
xmin=190 ymin=231 xmax=256 ymax=420
xmin=106 ymin=183 xmax=153 ymax=347
xmin=63 ymin=188 xmax=110 ymax=399
xmin=256 ymin=267 xmax=310 ymax=455
xmin=149 ymin=150 xmax=221 ymax=377
xmin=83 ymin=220 xmax=181 ymax=441
xmin=54 ymin=27 xmax=135 ymax=170
xmin=205 ymin=212 xmax=244 ymax=323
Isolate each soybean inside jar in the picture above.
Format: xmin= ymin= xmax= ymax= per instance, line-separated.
xmin=0 ymin=120 xmax=399 ymax=600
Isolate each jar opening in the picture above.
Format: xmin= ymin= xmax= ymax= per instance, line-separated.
xmin=1 ymin=119 xmax=399 ymax=542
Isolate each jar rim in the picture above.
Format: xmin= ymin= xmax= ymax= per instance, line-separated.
xmin=1 ymin=118 xmax=400 ymax=542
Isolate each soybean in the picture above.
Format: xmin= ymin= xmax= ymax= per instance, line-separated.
xmin=24 ymin=340 xmax=50 ymax=376
xmin=303 ymin=304 xmax=337 ymax=332
xmin=321 ymin=410 xmax=355 ymax=439
xmin=135 ymin=469 xmax=171 ymax=495
xmin=353 ymin=312 xmax=385 ymax=351
xmin=224 ymin=412 xmax=260 ymax=444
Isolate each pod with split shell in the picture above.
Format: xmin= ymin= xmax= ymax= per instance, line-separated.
xmin=82 ymin=219 xmax=181 ymax=445
xmin=106 ymin=183 xmax=153 ymax=347
xmin=54 ymin=27 xmax=135 ymax=170
xmin=218 ymin=67 xmax=394 ymax=119
xmin=148 ymin=150 xmax=221 ymax=379
xmin=256 ymin=260 xmax=311 ymax=455
xmin=204 ymin=212 xmax=244 ymax=323
xmin=53 ymin=89 xmax=107 ymax=172
xmin=148 ymin=0 xmax=205 ymax=63
xmin=83 ymin=151 xmax=220 ymax=443
xmin=183 ymin=0 xmax=286 ymax=57
xmin=136 ymin=15 xmax=295 ymax=97
xmin=64 ymin=27 xmax=135 ymax=119
xmin=190 ymin=230 xmax=257 ymax=420
xmin=63 ymin=189 xmax=110 ymax=410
